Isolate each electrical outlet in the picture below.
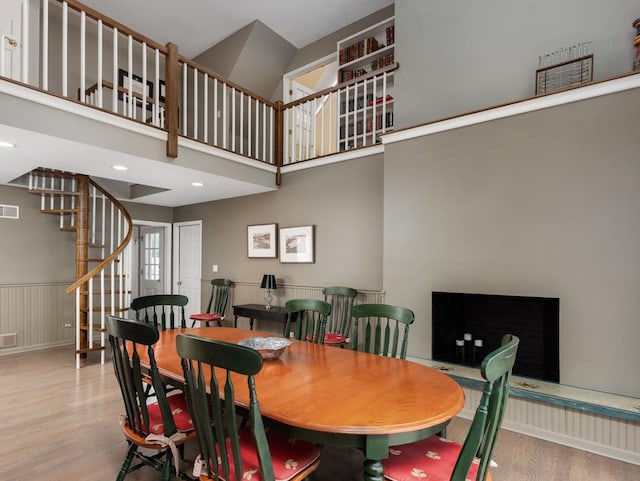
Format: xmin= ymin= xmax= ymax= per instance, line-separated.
xmin=64 ymin=322 xmax=72 ymax=328
xmin=212 ymin=264 xmax=218 ymax=272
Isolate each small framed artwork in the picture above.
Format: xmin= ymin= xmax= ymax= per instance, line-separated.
xmin=118 ymin=68 xmax=154 ymax=110
xmin=279 ymin=225 xmax=315 ymax=263
xmin=247 ymin=223 xmax=277 ymax=258
xmin=159 ymin=79 xmax=166 ymax=103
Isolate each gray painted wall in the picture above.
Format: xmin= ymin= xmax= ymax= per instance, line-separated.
xmin=193 ymin=23 xmax=252 ymax=79
xmin=286 ymin=5 xmax=395 ymax=75
xmin=123 ymin=201 xmax=173 ymax=223
xmin=0 ymin=185 xmax=75 ymax=283
xmin=174 ymin=155 xmax=384 ymax=290
xmin=194 ymin=20 xmax=297 ymax=101
xmin=395 ymin=0 xmax=640 ymax=129
xmin=384 ymin=87 xmax=640 ymax=398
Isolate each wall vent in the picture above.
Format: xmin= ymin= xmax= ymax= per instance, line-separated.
xmin=0 ymin=204 xmax=19 ymax=219
xmin=0 ymin=333 xmax=17 ymax=348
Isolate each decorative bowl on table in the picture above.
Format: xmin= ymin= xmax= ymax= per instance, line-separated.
xmin=238 ymin=337 xmax=292 ymax=360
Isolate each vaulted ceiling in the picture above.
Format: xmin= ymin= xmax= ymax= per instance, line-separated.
xmin=79 ymin=0 xmax=395 ymax=57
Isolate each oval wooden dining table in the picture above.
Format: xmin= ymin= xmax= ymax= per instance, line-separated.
xmin=142 ymin=327 xmax=465 ymax=481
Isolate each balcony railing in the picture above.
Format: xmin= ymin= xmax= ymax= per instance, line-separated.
xmin=3 ymin=0 xmax=397 ymax=171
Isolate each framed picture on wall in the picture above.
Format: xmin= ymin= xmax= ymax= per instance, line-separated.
xmin=279 ymin=225 xmax=314 ymax=263
xmin=247 ymin=223 xmax=277 ymax=258
xmin=118 ymin=68 xmax=154 ymax=110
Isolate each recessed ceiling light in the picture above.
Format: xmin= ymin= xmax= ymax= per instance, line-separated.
xmin=192 ymin=182 xmax=204 ymax=187
xmin=0 ymin=141 xmax=15 ymax=148
xmin=112 ymin=165 xmax=128 ymax=171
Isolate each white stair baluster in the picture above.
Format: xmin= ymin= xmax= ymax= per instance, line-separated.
xmin=80 ymin=11 xmax=85 ymax=103
xmin=112 ymin=28 xmax=118 ymax=114
xmin=193 ymin=68 xmax=198 ymax=139
xmin=213 ymin=78 xmax=218 ymax=146
xmin=42 ymin=0 xmax=48 ymax=90
xmin=203 ymin=73 xmax=209 ymax=143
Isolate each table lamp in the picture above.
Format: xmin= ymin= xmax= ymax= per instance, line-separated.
xmin=260 ymin=274 xmax=277 ymax=309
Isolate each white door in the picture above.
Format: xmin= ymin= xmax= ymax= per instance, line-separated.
xmin=173 ymin=221 xmax=202 ymax=320
xmin=289 ymin=80 xmax=315 ymax=162
xmin=139 ymin=226 xmax=166 ymax=296
xmin=1 ymin=0 xmax=22 ymax=80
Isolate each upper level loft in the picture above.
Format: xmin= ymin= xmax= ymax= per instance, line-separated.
xmin=1 ymin=0 xmax=639 ymax=206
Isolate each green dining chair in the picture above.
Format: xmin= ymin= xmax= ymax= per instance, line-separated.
xmin=284 ymin=298 xmax=331 ymax=344
xmin=106 ymin=315 xmax=195 ymax=481
xmin=131 ymin=294 xmax=188 ymax=330
xmin=176 ymin=333 xmax=321 ymax=481
xmin=383 ymin=334 xmax=520 ymax=481
xmin=322 ymin=286 xmax=358 ymax=346
xmin=189 ymin=278 xmax=232 ymax=327
xmin=350 ymin=303 xmax=414 ymax=359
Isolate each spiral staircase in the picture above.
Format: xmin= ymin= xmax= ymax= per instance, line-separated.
xmin=28 ymin=169 xmax=133 ymax=367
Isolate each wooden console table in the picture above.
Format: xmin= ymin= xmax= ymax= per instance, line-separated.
xmin=232 ymin=303 xmax=292 ymax=336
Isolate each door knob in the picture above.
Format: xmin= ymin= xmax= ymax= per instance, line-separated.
xmin=5 ymin=36 xmax=17 ymax=47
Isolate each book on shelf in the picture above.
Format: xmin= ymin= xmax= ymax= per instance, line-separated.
xmin=339 ymin=68 xmax=368 ymax=82
xmin=339 ymin=112 xmax=394 ymax=139
xmin=365 ymin=112 xmax=394 ymax=132
xmin=340 ymin=93 xmax=375 ymax=114
xmin=339 ymin=37 xmax=381 ymax=65
xmin=367 ymin=94 xmax=393 ymax=106
xmin=371 ymin=53 xmax=395 ymax=70
xmin=386 ymin=25 xmax=395 ymax=46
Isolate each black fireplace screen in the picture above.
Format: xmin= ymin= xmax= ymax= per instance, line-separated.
xmin=432 ymin=291 xmax=559 ymax=383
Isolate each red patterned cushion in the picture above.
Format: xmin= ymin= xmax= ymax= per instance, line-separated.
xmin=384 ymin=436 xmax=484 ymax=481
xmin=201 ymin=427 xmax=319 ymax=481
xmin=145 ymin=392 xmax=194 ymax=434
xmin=190 ymin=313 xmax=223 ymax=322
xmin=323 ymin=333 xmax=347 ymax=344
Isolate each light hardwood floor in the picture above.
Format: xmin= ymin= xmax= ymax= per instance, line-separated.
xmin=1 ymin=346 xmax=639 ymax=481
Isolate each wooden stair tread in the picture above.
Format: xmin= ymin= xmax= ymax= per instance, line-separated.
xmin=79 ymin=325 xmax=107 ymax=332
xmin=80 ymin=290 xmax=132 ymax=295
xmin=84 ymin=307 xmax=129 ymax=313
xmin=88 ymin=257 xmax=119 ymax=263
xmin=60 ymin=226 xmax=76 ymax=232
xmin=40 ymin=208 xmax=78 ymax=214
xmin=75 ymin=346 xmax=106 ymax=354
xmin=29 ymin=189 xmax=81 ymax=196
xmin=31 ymin=168 xmax=79 ymax=180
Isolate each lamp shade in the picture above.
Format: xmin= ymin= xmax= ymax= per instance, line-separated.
xmin=260 ymin=274 xmax=277 ymax=290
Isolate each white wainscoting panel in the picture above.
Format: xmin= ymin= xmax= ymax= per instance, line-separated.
xmin=0 ymin=282 xmax=75 ymax=354
xmin=459 ymin=386 xmax=640 ymax=465
xmin=201 ymin=281 xmax=384 ymax=334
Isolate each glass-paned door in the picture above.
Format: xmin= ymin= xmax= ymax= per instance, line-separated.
xmin=139 ymin=226 xmax=165 ymax=296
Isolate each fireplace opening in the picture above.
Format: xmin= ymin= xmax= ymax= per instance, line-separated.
xmin=432 ymin=291 xmax=559 ymax=383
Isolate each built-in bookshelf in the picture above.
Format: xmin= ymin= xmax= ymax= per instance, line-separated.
xmin=337 ymin=17 xmax=395 ymax=151
xmin=337 ymin=17 xmax=395 ymax=83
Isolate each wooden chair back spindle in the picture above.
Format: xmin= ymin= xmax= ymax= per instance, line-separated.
xmin=176 ymin=333 xmax=320 ymax=481
xmin=131 ymin=294 xmax=188 ymax=330
xmin=322 ymin=286 xmax=357 ymax=343
xmin=351 ymin=303 xmax=414 ymax=359
xmin=285 ymin=299 xmax=331 ymax=344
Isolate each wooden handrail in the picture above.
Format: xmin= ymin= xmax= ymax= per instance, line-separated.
xmin=283 ymin=63 xmax=398 ymax=110
xmin=54 ymin=0 xmax=169 ymax=54
xmin=66 ymin=177 xmax=133 ymax=295
xmin=178 ymin=55 xmax=278 ymax=108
